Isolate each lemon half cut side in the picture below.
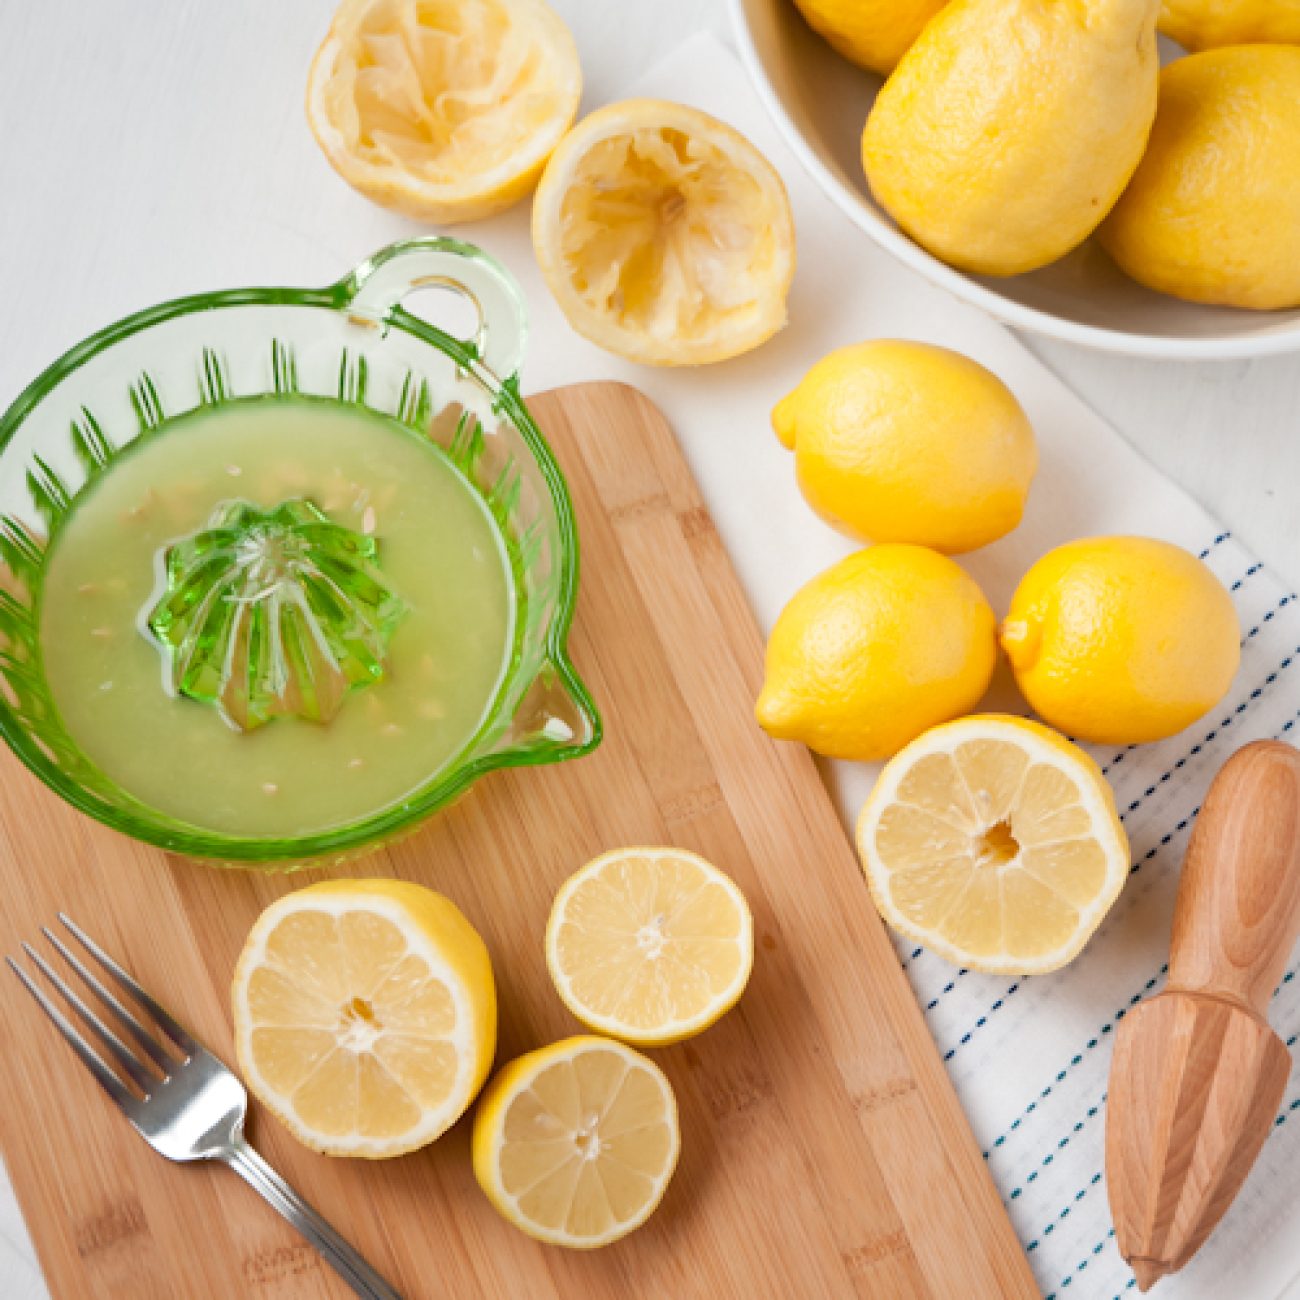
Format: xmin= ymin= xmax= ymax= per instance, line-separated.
xmin=546 ymin=847 xmax=754 ymax=1047
xmin=472 ymin=1036 xmax=681 ymax=1248
xmin=857 ymin=715 xmax=1130 ymax=975
xmin=232 ymin=879 xmax=496 ymax=1158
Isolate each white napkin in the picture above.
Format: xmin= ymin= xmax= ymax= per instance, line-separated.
xmin=461 ymin=32 xmax=1300 ymax=1300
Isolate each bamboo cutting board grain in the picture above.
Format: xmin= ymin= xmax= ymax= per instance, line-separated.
xmin=0 ymin=382 xmax=1037 ymax=1300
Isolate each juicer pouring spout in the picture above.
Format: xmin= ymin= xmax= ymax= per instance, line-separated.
xmin=491 ymin=653 xmax=601 ymax=766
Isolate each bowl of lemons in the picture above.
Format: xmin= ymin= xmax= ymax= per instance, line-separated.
xmin=731 ymin=0 xmax=1300 ymax=358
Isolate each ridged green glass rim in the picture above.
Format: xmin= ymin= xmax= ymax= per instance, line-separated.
xmin=0 ymin=240 xmax=601 ymax=865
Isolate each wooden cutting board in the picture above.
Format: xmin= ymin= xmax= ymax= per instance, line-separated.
xmin=0 ymin=382 xmax=1037 ymax=1300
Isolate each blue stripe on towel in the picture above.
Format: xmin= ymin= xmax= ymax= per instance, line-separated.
xmin=982 ymin=969 xmax=1165 ymax=1158
xmin=1007 ymin=1097 xmax=1105 ymax=1200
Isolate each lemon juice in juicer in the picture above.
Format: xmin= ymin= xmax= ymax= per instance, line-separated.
xmin=40 ymin=399 xmax=513 ymax=837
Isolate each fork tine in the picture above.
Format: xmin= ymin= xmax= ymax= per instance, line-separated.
xmin=7 ymin=957 xmax=134 ymax=1112
xmin=42 ymin=926 xmax=174 ymax=1073
xmin=21 ymin=944 xmax=157 ymax=1095
xmin=58 ymin=914 xmax=197 ymax=1056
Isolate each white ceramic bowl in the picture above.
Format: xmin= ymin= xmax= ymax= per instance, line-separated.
xmin=730 ymin=0 xmax=1300 ymax=359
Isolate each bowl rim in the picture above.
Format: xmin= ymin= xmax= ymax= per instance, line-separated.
xmin=0 ymin=239 xmax=602 ymax=866
xmin=728 ymin=0 xmax=1300 ymax=361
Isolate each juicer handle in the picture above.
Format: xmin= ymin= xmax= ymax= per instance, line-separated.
xmin=1167 ymin=740 xmax=1300 ymax=1015
xmin=345 ymin=238 xmax=528 ymax=382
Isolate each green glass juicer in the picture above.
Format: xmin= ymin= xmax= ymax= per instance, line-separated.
xmin=0 ymin=238 xmax=601 ymax=867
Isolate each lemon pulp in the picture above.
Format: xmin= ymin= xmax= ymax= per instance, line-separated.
xmin=38 ymin=399 xmax=513 ymax=837
xmin=857 ymin=715 xmax=1130 ymax=974
xmin=232 ymin=879 xmax=497 ymax=1157
xmin=533 ymin=100 xmax=795 ymax=365
xmin=472 ymin=1036 xmax=680 ymax=1247
xmin=546 ymin=847 xmax=754 ymax=1046
xmin=307 ymin=0 xmax=581 ymax=222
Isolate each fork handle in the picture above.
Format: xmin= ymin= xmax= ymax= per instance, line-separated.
xmin=223 ymin=1137 xmax=405 ymax=1300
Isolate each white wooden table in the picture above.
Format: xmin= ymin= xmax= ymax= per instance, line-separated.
xmin=1 ymin=3 xmax=1297 ymax=1296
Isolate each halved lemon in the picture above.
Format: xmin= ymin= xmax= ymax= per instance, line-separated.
xmin=306 ymin=0 xmax=582 ymax=223
xmin=545 ymin=847 xmax=754 ymax=1046
xmin=532 ymin=99 xmax=796 ymax=365
xmin=231 ymin=879 xmax=496 ymax=1157
xmin=472 ymin=1036 xmax=680 ymax=1248
xmin=856 ymin=715 xmax=1130 ymax=974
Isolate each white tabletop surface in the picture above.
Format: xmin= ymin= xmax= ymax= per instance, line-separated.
xmin=1 ymin=2 xmax=1298 ymax=1297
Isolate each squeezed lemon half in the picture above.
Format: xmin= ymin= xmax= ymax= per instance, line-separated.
xmin=472 ymin=1036 xmax=680 ymax=1248
xmin=856 ymin=716 xmax=1130 ymax=974
xmin=306 ymin=0 xmax=582 ymax=223
xmin=532 ymin=99 xmax=795 ymax=365
xmin=231 ymin=879 xmax=496 ymax=1157
xmin=546 ymin=847 xmax=754 ymax=1047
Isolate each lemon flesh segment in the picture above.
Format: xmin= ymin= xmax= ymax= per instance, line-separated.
xmin=857 ymin=716 xmax=1129 ymax=975
xmin=232 ymin=879 xmax=496 ymax=1157
xmin=532 ymin=99 xmax=795 ymax=366
xmin=307 ymin=0 xmax=581 ymax=223
xmin=472 ymin=1036 xmax=680 ymax=1248
xmin=546 ymin=847 xmax=754 ymax=1047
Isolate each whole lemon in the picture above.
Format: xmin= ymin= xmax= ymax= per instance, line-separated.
xmin=1099 ymin=47 xmax=1300 ymax=310
xmin=1000 ymin=537 xmax=1240 ymax=746
xmin=772 ymin=341 xmax=1037 ymax=554
xmin=756 ymin=544 xmax=997 ymax=761
xmin=790 ymin=0 xmax=949 ymax=76
xmin=1159 ymin=0 xmax=1300 ymax=51
xmin=862 ymin=0 xmax=1159 ymax=276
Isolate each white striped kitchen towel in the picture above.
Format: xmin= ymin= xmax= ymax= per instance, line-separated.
xmin=899 ymin=531 xmax=1299 ymax=1300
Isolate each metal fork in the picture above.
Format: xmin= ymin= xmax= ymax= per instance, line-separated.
xmin=7 ymin=914 xmax=404 ymax=1300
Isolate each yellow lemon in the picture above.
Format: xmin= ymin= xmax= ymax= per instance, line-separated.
xmin=862 ymin=0 xmax=1159 ymax=276
xmin=231 ymin=879 xmax=496 ymax=1157
xmin=472 ymin=1036 xmax=680 ymax=1248
xmin=1000 ymin=536 xmax=1240 ymax=746
xmin=532 ymin=100 xmax=795 ymax=366
xmin=790 ymin=0 xmax=950 ymax=76
xmin=306 ymin=0 xmax=581 ymax=224
xmin=773 ymin=340 xmax=1037 ymax=554
xmin=757 ymin=544 xmax=997 ymax=761
xmin=857 ymin=714 xmax=1130 ymax=973
xmin=545 ymin=847 xmax=754 ymax=1047
xmin=1159 ymin=0 xmax=1300 ymax=51
xmin=1099 ymin=47 xmax=1300 ymax=311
